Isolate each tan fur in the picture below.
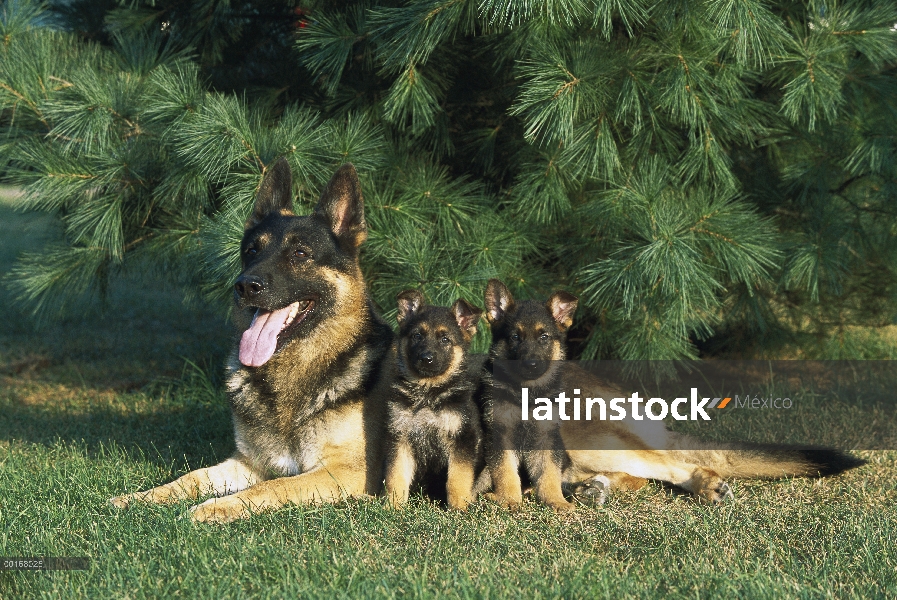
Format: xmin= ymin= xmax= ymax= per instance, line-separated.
xmin=488 ymin=449 xmax=523 ymax=509
xmin=445 ymin=449 xmax=476 ymax=510
xmin=550 ymin=340 xmax=562 ymax=361
xmin=556 ymin=367 xmax=807 ymax=502
xmin=600 ymin=471 xmax=647 ymax=491
xmin=114 ymin=343 xmax=391 ymax=523
xmin=663 ymin=449 xmax=823 ymax=479
xmin=564 ymin=448 xmax=729 ymax=501
xmin=383 ymin=361 xmax=482 ymax=511
xmin=482 ymin=281 xmax=862 ymax=508
xmin=385 ymin=397 xmax=480 ymax=511
xmin=482 ymin=370 xmax=572 ymax=512
xmin=384 ymin=439 xmax=416 ymax=508
xmin=190 ymin=467 xmax=362 ymax=522
xmin=486 ymin=363 xmax=808 ymax=505
xmin=385 ymin=297 xmax=484 ymax=512
xmin=110 ymin=456 xmax=264 ymax=507
xmin=530 ymin=451 xmax=573 ymax=512
xmin=266 ymin=266 xmax=367 ymax=393
xmin=392 ymin=405 xmax=465 ymax=438
xmin=112 ymin=160 xmax=395 ymax=522
xmin=547 ymin=367 xmax=729 ymax=502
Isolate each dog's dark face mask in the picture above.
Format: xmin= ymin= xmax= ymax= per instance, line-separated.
xmin=484 ymin=279 xmax=577 ymax=383
xmin=234 ymin=159 xmax=366 ymax=367
xmin=395 ymin=291 xmax=481 ymax=381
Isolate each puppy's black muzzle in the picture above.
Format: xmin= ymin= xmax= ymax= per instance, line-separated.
xmin=510 ymin=358 xmax=549 ymax=381
xmin=411 ymin=347 xmax=448 ymax=378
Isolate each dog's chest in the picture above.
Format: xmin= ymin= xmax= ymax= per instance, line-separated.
xmin=232 ymin=417 xmax=320 ymax=476
xmin=225 ymin=355 xmax=367 ymax=476
xmin=392 ymin=404 xmax=464 ymax=439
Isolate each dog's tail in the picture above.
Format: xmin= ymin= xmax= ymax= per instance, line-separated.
xmin=666 ymin=440 xmax=866 ymax=479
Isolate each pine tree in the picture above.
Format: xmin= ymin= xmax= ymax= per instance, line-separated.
xmin=2 ymin=0 xmax=896 ymax=359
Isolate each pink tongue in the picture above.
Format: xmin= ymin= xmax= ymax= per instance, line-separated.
xmin=239 ymin=304 xmax=297 ymax=367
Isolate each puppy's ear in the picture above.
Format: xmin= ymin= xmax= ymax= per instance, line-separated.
xmin=396 ymin=290 xmax=424 ymax=326
xmin=484 ymin=279 xmax=515 ymax=324
xmin=246 ymin=158 xmax=293 ymax=229
xmin=314 ymin=163 xmax=366 ymax=252
xmin=451 ymin=299 xmax=483 ymax=338
xmin=547 ymin=291 xmax=578 ymax=330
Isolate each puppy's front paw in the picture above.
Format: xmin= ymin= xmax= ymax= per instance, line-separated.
xmin=484 ymin=492 xmax=522 ymax=511
xmin=446 ymin=494 xmax=472 ymax=511
xmin=546 ymin=499 xmax=575 ymax=513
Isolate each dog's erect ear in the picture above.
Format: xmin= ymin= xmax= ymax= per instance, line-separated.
xmin=315 ymin=163 xmax=366 ymax=251
xmin=396 ymin=290 xmax=424 ymax=326
xmin=484 ymin=279 xmax=515 ymax=324
xmin=451 ymin=299 xmax=483 ymax=337
xmin=246 ymin=158 xmax=293 ymax=230
xmin=547 ymin=291 xmax=578 ymax=330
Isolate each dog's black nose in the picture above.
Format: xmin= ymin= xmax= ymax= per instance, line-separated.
xmin=420 ymin=351 xmax=434 ymax=364
xmin=235 ymin=275 xmax=264 ymax=299
xmin=523 ymin=360 xmax=539 ymax=371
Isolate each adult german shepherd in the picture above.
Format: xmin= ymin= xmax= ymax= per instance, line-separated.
xmin=480 ymin=279 xmax=866 ymax=510
xmin=111 ymin=159 xmax=394 ymax=523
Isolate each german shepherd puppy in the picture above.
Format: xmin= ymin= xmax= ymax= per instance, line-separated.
xmin=111 ymin=159 xmax=395 ymax=523
xmin=384 ymin=291 xmax=484 ymax=511
xmin=481 ymin=279 xmax=865 ymax=508
xmin=477 ymin=279 xmax=583 ymax=512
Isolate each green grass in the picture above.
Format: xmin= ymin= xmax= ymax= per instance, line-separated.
xmin=1 ymin=188 xmax=895 ymax=598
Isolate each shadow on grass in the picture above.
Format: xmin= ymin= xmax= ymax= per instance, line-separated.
xmin=0 ymin=189 xmax=233 ymax=467
xmin=0 ymin=190 xmax=237 ymax=469
xmin=0 ymin=191 xmax=232 ymax=387
xmin=0 ymin=395 xmax=235 ymax=469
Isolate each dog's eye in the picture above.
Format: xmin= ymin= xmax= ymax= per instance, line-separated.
xmin=412 ymin=332 xmax=422 ymax=342
xmin=294 ymin=249 xmax=308 ymax=259
xmin=246 ymin=246 xmax=257 ymax=256
xmin=441 ymin=336 xmax=450 ymax=345
xmin=539 ymin=333 xmax=550 ymax=342
xmin=511 ymin=333 xmax=520 ymax=341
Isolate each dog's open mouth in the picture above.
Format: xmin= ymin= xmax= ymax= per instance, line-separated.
xmin=238 ymin=300 xmax=314 ymax=367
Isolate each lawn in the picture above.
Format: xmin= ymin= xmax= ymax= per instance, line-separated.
xmin=0 ymin=188 xmax=894 ymax=599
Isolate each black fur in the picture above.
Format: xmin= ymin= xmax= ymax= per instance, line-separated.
xmin=384 ymin=292 xmax=485 ymax=509
xmin=476 ymin=279 xmax=579 ymax=511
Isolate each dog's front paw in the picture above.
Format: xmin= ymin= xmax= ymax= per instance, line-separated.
xmin=446 ymin=494 xmax=472 ymax=511
xmin=190 ymin=497 xmax=251 ymax=524
xmin=109 ymin=485 xmax=188 ymax=507
xmin=483 ymin=492 xmax=522 ymax=511
xmin=546 ymin=499 xmax=575 ymax=513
